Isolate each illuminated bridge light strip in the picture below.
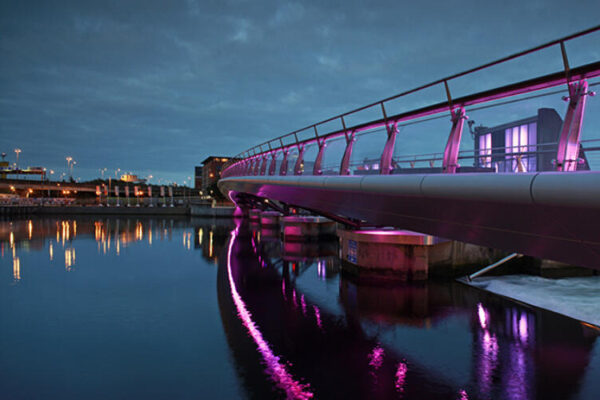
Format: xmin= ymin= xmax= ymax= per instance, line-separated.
xmin=227 ymin=229 xmax=314 ymax=400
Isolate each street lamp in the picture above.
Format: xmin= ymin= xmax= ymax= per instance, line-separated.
xmin=14 ymin=148 xmax=21 ymax=169
xmin=70 ymin=161 xmax=76 ymax=180
xmin=66 ymin=156 xmax=72 ymax=178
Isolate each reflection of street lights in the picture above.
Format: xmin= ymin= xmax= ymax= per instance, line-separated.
xmin=14 ymin=148 xmax=21 ymax=169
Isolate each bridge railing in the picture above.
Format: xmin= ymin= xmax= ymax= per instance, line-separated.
xmin=222 ymin=26 xmax=600 ymax=179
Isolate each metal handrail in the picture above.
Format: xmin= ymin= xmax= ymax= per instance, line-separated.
xmin=223 ymin=26 xmax=600 ymax=176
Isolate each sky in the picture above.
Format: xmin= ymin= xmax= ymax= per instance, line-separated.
xmin=1 ymin=0 xmax=599 ymax=184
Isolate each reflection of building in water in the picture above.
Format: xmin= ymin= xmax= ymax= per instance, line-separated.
xmin=470 ymin=299 xmax=597 ymax=400
xmin=12 ymin=256 xmax=20 ymax=281
xmin=65 ymin=248 xmax=75 ymax=271
xmin=194 ymin=223 xmax=234 ymax=263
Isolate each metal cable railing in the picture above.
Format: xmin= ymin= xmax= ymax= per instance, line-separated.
xmin=222 ymin=26 xmax=600 ymax=178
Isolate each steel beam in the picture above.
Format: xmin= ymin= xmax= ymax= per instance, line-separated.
xmin=268 ymin=152 xmax=278 ymax=176
xmin=313 ymin=139 xmax=326 ymax=175
xmin=340 ymin=131 xmax=356 ymax=175
xmin=294 ymin=144 xmax=306 ymax=176
xmin=279 ymin=149 xmax=289 ymax=176
xmin=380 ymin=122 xmax=398 ymax=175
xmin=442 ymin=107 xmax=467 ymax=173
xmin=556 ymin=80 xmax=590 ymax=171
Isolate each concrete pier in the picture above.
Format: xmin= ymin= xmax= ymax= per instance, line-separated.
xmin=260 ymin=211 xmax=282 ymax=227
xmin=281 ymin=216 xmax=336 ymax=241
xmin=338 ymin=229 xmax=436 ymax=281
xmin=337 ymin=228 xmax=514 ymax=281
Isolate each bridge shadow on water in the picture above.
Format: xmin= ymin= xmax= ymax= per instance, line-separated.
xmin=217 ymin=220 xmax=599 ymax=400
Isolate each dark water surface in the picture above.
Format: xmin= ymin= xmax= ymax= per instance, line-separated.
xmin=1 ymin=216 xmax=599 ymax=399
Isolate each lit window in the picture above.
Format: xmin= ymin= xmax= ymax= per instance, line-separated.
xmin=505 ymin=123 xmax=536 ymax=172
xmin=479 ymin=133 xmax=492 ymax=168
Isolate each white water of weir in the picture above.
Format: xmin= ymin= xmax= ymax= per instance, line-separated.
xmin=466 ymin=275 xmax=600 ymax=327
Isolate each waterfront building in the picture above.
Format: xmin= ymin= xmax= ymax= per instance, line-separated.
xmin=472 ymin=107 xmax=590 ymax=172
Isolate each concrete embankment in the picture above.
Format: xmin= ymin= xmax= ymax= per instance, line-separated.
xmin=0 ymin=204 xmax=235 ymax=217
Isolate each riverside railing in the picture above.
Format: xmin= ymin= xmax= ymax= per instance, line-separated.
xmin=222 ymin=26 xmax=600 ymax=179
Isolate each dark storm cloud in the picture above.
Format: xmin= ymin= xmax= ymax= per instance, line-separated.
xmin=1 ymin=0 xmax=599 ymax=182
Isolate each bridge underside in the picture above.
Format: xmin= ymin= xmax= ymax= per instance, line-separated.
xmin=219 ymin=172 xmax=600 ymax=271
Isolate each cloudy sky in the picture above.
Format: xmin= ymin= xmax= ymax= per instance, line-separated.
xmin=1 ymin=0 xmax=599 ymax=184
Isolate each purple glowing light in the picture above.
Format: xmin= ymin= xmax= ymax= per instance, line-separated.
xmin=282 ymin=279 xmax=287 ymax=300
xmin=458 ymin=389 xmax=469 ymax=400
xmin=395 ymin=362 xmax=407 ymax=393
xmin=518 ymin=314 xmax=528 ymax=342
xmin=301 ymin=294 xmax=307 ymax=315
xmin=477 ymin=303 xmax=488 ymax=330
xmin=227 ymin=229 xmax=313 ymax=399
xmin=313 ymin=305 xmax=322 ymax=330
xmin=368 ymin=345 xmax=385 ymax=370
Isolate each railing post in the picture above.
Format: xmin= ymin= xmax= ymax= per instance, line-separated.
xmin=279 ymin=149 xmax=289 ymax=175
xmin=259 ymin=155 xmax=268 ymax=176
xmin=313 ymin=139 xmax=326 ymax=175
xmin=556 ymin=80 xmax=591 ymax=171
xmin=253 ymin=157 xmax=261 ymax=176
xmin=294 ymin=144 xmax=306 ymax=175
xmin=380 ymin=122 xmax=398 ymax=175
xmin=442 ymin=107 xmax=467 ymax=173
xmin=340 ymin=131 xmax=355 ymax=175
xmin=268 ymin=152 xmax=278 ymax=176
xmin=245 ymin=159 xmax=253 ymax=175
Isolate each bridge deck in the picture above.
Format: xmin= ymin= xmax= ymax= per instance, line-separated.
xmin=219 ymin=172 xmax=600 ymax=270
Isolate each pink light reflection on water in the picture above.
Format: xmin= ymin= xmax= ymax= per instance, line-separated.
xmin=477 ymin=303 xmax=488 ymax=329
xmin=282 ymin=279 xmax=287 ymax=301
xmin=227 ymin=230 xmax=313 ymax=399
xmin=368 ymin=345 xmax=385 ymax=370
xmin=458 ymin=389 xmax=469 ymax=400
xmin=395 ymin=362 xmax=408 ymax=393
xmin=479 ymin=330 xmax=499 ymax=395
xmin=313 ymin=305 xmax=322 ymax=330
xmin=301 ymin=294 xmax=307 ymax=315
xmin=519 ymin=314 xmax=528 ymax=342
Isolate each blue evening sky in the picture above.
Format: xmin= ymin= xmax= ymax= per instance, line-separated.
xmin=1 ymin=0 xmax=599 ymax=184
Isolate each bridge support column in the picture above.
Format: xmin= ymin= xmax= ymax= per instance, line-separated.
xmin=338 ymin=229 xmax=431 ymax=281
xmin=313 ymin=139 xmax=326 ymax=175
xmin=294 ymin=144 xmax=306 ymax=175
xmin=556 ymin=80 xmax=592 ymax=171
xmin=442 ymin=107 xmax=466 ymax=173
xmin=379 ymin=122 xmax=398 ymax=175
xmin=340 ymin=131 xmax=355 ymax=175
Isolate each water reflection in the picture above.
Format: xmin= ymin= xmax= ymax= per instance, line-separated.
xmin=219 ymin=220 xmax=599 ymax=400
xmin=0 ymin=216 xmax=233 ymax=283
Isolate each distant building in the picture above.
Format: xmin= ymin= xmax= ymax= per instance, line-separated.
xmin=200 ymin=156 xmax=232 ymax=194
xmin=120 ymin=174 xmax=146 ymax=183
xmin=473 ymin=107 xmax=589 ymax=172
xmin=194 ymin=166 xmax=203 ymax=190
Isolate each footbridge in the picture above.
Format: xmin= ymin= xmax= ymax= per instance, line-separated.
xmin=219 ymin=27 xmax=600 ymax=270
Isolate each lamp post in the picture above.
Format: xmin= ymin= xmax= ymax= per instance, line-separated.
xmin=65 ymin=156 xmax=72 ymax=179
xmin=14 ymin=148 xmax=21 ymax=169
xmin=70 ymin=161 xmax=76 ymax=180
